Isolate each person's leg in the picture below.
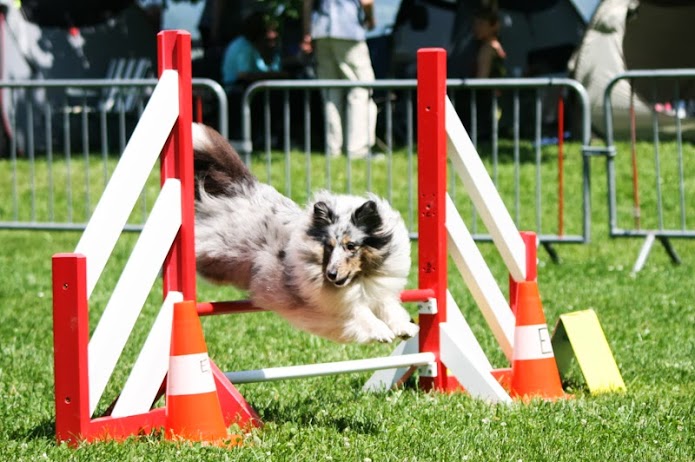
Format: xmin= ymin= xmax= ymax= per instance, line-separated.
xmin=314 ymin=38 xmax=344 ymax=156
xmin=337 ymin=40 xmax=377 ymax=158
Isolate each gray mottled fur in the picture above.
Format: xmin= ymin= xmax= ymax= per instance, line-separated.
xmin=193 ymin=123 xmax=418 ymax=343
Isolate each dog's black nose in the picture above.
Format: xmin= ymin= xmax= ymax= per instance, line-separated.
xmin=326 ymin=269 xmax=337 ymax=281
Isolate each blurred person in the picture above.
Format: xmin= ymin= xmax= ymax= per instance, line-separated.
xmin=472 ymin=6 xmax=506 ymax=79
xmin=302 ymin=0 xmax=377 ymax=158
xmin=221 ymin=11 xmax=287 ymax=88
xmin=221 ymin=11 xmax=292 ymax=143
xmin=467 ymin=6 xmax=507 ymax=140
xmin=196 ymin=0 xmax=257 ymax=82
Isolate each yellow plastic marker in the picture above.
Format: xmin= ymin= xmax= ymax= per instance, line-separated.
xmin=551 ymin=309 xmax=626 ymax=394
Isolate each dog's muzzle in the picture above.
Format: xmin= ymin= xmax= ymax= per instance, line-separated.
xmin=326 ymin=269 xmax=349 ymax=287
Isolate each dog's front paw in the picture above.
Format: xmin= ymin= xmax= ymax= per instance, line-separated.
xmin=392 ymin=321 xmax=420 ymax=340
xmin=349 ymin=319 xmax=396 ymax=344
xmin=367 ymin=321 xmax=397 ymax=343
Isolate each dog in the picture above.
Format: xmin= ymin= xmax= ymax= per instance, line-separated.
xmin=192 ymin=123 xmax=419 ymax=343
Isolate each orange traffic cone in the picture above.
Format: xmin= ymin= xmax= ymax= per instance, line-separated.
xmin=165 ymin=300 xmax=240 ymax=446
xmin=510 ymin=281 xmax=567 ymax=400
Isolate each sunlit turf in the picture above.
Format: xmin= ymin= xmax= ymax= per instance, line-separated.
xmin=0 ymin=140 xmax=693 ymax=460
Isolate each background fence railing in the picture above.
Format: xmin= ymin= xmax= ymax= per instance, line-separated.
xmin=601 ymin=69 xmax=695 ymax=271
xmin=4 ymin=71 xmax=695 ymax=270
xmin=240 ymin=77 xmax=593 ymax=260
xmin=0 ymin=77 xmax=226 ymax=231
xmin=2 ymin=76 xmax=593 ymax=262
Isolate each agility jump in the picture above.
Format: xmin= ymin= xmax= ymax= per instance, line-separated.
xmin=51 ymin=36 xmax=560 ymax=445
xmin=52 ymin=31 xmax=258 ymax=444
xmin=221 ymin=49 xmax=539 ymax=400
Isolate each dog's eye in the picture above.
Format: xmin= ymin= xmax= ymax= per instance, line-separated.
xmin=345 ymin=242 xmax=358 ymax=252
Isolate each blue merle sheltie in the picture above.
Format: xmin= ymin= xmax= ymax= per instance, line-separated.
xmin=192 ymin=123 xmax=419 ymax=343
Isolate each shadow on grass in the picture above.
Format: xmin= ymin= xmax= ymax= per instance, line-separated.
xmin=12 ymin=418 xmax=55 ymax=443
xmin=258 ymin=397 xmax=383 ymax=435
xmin=254 ymin=374 xmax=422 ymax=435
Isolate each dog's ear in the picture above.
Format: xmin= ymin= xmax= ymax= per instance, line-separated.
xmin=352 ymin=200 xmax=382 ymax=233
xmin=312 ymin=201 xmax=336 ymax=228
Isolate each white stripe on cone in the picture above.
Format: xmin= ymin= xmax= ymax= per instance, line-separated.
xmin=168 ymin=353 xmax=217 ymax=396
xmin=513 ymin=324 xmax=554 ymax=361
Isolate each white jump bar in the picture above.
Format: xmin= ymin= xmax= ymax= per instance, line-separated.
xmin=225 ymin=352 xmax=436 ymax=384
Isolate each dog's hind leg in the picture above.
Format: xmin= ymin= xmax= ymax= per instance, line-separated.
xmin=373 ymin=298 xmax=420 ymax=340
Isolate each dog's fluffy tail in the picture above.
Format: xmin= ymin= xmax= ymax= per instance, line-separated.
xmin=192 ymin=123 xmax=255 ymax=198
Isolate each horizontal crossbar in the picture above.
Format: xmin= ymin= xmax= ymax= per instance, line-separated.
xmin=225 ymin=352 xmax=436 ymax=384
xmin=198 ymin=288 xmax=436 ymax=316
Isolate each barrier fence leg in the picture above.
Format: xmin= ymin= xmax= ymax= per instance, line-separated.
xmin=51 ymin=31 xmax=261 ymax=445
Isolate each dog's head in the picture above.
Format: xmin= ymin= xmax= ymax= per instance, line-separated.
xmin=306 ymin=199 xmax=392 ymax=288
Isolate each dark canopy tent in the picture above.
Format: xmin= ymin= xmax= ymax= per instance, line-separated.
xmin=19 ymin=0 xmax=133 ymax=27
xmin=390 ymin=0 xmax=593 ymax=79
xmin=0 ymin=0 xmax=157 ymax=154
xmin=389 ymin=0 xmax=695 ymax=138
xmin=569 ymin=0 xmax=695 ymax=138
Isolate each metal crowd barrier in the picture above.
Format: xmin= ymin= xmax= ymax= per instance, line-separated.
xmin=601 ymin=69 xmax=695 ymax=272
xmin=1 ymin=75 xmax=593 ymax=261
xmin=0 ymin=77 xmax=227 ymax=231
xmin=240 ymin=77 xmax=593 ymax=260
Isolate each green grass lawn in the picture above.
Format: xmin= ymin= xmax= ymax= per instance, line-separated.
xmin=0 ymin=141 xmax=694 ymax=461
